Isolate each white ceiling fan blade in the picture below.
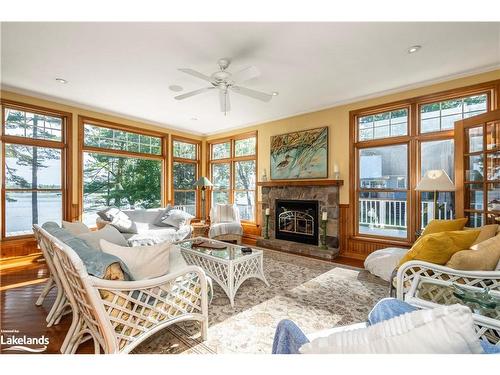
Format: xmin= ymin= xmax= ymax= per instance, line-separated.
xmin=178 ymin=68 xmax=213 ymax=83
xmin=231 ymin=66 xmax=260 ymax=83
xmin=219 ymin=90 xmax=230 ymax=113
xmin=174 ymin=87 xmax=214 ymax=100
xmin=230 ymin=85 xmax=272 ymax=102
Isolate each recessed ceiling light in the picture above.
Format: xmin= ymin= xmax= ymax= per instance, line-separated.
xmin=272 ymin=91 xmax=279 ymax=96
xmin=169 ymin=85 xmax=183 ymax=92
xmin=55 ymin=78 xmax=68 ymax=84
xmin=407 ymin=45 xmax=422 ymax=54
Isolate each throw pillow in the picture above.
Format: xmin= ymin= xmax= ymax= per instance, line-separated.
xmin=399 ymin=230 xmax=479 ymax=267
xmin=215 ymin=204 xmax=237 ymax=223
xmin=100 ymin=239 xmax=172 ymax=280
xmin=153 ymin=205 xmax=171 ymax=227
xmin=77 ymin=225 xmax=128 ymax=250
xmin=161 ymin=209 xmax=194 ymax=229
xmin=62 ymin=220 xmax=90 ymax=235
xmin=299 ymin=304 xmax=483 ymax=354
xmin=421 ymin=218 xmax=468 ymax=237
xmin=469 ymin=224 xmax=499 ymax=246
xmin=446 ymin=234 xmax=500 ymax=271
xmin=97 ymin=207 xmax=137 ymax=233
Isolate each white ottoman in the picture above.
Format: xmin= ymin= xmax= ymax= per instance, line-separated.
xmin=364 ymin=247 xmax=408 ymax=282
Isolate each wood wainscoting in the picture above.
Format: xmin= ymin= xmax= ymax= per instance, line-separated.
xmin=338 ymin=204 xmax=410 ymax=260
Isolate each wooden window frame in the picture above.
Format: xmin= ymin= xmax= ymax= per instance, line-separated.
xmin=77 ymin=116 xmax=168 ymax=223
xmin=207 ymin=131 xmax=258 ymax=224
xmin=350 ymin=80 xmax=499 ymax=246
xmin=1 ymin=99 xmax=72 ymax=240
xmin=171 ymin=135 xmax=201 ymax=218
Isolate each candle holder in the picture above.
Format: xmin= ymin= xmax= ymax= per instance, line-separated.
xmin=264 ymin=213 xmax=270 ymax=240
xmin=320 ymin=218 xmax=328 ymax=250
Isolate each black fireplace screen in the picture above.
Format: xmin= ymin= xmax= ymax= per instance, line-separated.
xmin=275 ymin=199 xmax=319 ymax=245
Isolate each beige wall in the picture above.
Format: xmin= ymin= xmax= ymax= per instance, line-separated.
xmin=2 ymin=68 xmax=500 ymax=210
xmin=207 ymin=69 xmax=500 ymax=204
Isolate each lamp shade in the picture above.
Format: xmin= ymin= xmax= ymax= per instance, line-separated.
xmin=194 ymin=176 xmax=213 ymax=188
xmin=415 ymin=169 xmax=455 ymax=191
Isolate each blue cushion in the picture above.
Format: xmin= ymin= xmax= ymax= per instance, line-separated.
xmin=41 ymin=222 xmax=133 ymax=280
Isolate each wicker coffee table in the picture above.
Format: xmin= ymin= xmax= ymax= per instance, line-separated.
xmin=177 ymin=237 xmax=269 ymax=307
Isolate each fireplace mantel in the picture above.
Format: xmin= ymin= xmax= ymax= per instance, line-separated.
xmin=257 ymin=179 xmax=343 ymax=187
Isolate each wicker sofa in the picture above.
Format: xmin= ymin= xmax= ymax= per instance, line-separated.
xmin=33 ymin=223 xmax=210 ymax=354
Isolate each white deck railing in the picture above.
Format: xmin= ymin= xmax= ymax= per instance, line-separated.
xmin=359 ymin=198 xmax=453 ymax=230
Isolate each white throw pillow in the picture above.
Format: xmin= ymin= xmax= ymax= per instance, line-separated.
xmin=161 ymin=209 xmax=194 ymax=229
xmin=77 ymin=225 xmax=128 ymax=250
xmin=97 ymin=207 xmax=137 ymax=233
xmin=100 ymin=239 xmax=172 ymax=280
xmin=300 ymin=304 xmax=483 ymax=354
xmin=62 ymin=220 xmax=90 ymax=235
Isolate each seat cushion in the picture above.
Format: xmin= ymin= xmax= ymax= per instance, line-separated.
xmin=364 ymin=247 xmax=408 ymax=282
xmin=209 ymin=222 xmax=243 ymax=238
xmin=126 ymin=225 xmax=192 ymax=246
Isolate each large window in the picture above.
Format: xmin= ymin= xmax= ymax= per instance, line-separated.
xmin=353 ymin=88 xmax=494 ymax=243
xmin=171 ymin=137 xmax=200 ymax=216
xmin=1 ymin=103 xmax=68 ymax=238
xmin=80 ymin=118 xmax=165 ymax=226
xmin=208 ymin=133 xmax=257 ymax=222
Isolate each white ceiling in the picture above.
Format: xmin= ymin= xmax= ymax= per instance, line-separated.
xmin=1 ymin=22 xmax=500 ymax=135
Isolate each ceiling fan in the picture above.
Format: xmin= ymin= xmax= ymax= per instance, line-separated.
xmin=175 ymin=58 xmax=275 ymax=115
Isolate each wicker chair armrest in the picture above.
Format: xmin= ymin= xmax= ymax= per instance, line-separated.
xmin=396 ymin=260 xmax=500 ymax=300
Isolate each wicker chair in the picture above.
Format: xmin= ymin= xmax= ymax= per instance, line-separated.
xmin=35 ymin=225 xmax=209 ymax=354
xmin=33 ymin=226 xmax=71 ymax=328
xmin=209 ymin=204 xmax=243 ymax=244
xmin=396 ymin=260 xmax=500 ymax=346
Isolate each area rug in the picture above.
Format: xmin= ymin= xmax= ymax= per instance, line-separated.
xmin=133 ymin=248 xmax=389 ymax=354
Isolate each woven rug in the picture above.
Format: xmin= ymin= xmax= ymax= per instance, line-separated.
xmin=133 ymin=248 xmax=388 ymax=354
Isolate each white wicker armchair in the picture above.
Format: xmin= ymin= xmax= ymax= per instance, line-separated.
xmin=396 ymin=260 xmax=500 ymax=346
xmin=35 ymin=225 xmax=209 ymax=354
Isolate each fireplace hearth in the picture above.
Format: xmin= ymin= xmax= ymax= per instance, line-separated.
xmin=275 ymin=199 xmax=319 ymax=245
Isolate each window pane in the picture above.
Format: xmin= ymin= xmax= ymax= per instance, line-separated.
xmin=83 ymin=152 xmax=161 ymax=226
xmin=465 ymin=183 xmax=484 ymax=211
xmin=5 ymin=144 xmax=61 ymax=189
xmin=234 ymin=191 xmax=255 ymax=221
xmin=487 ymin=152 xmax=500 ymax=180
xmin=173 ymin=140 xmax=197 ymax=159
xmin=235 ymin=137 xmax=256 ymax=157
xmin=466 ymin=155 xmax=484 ymax=181
xmin=212 ymin=191 xmax=229 ymax=205
xmin=465 ymin=211 xmax=484 ymax=228
xmin=235 ymin=160 xmax=256 ymax=190
xmin=467 ymin=127 xmax=483 ymax=153
xmin=420 ymin=139 xmax=454 ymax=180
xmin=487 ymin=183 xmax=500 ymax=212
xmin=358 ymin=191 xmax=407 ymax=238
xmin=5 ymin=191 xmax=62 ymax=237
xmin=173 ymin=162 xmax=197 ymax=190
xmin=83 ymin=124 xmax=162 ymax=155
xmin=174 ymin=191 xmax=196 ymax=216
xmin=486 ymin=122 xmax=500 ymax=150
xmin=4 ymin=108 xmax=62 ymax=141
xmin=212 ymin=163 xmax=230 ymax=189
xmin=420 ymin=94 xmax=488 ymax=133
xmin=358 ymin=109 xmax=408 ymax=141
xmin=359 ymin=145 xmax=408 ymax=189
xmin=420 ymin=192 xmax=455 ymax=229
xmin=211 ymin=142 xmax=230 ymax=160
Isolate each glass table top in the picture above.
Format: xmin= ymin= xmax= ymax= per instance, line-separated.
xmin=177 ymin=238 xmax=261 ymax=261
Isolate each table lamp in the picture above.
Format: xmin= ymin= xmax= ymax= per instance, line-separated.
xmin=194 ymin=176 xmax=213 ymax=223
xmin=415 ymin=169 xmax=455 ymax=220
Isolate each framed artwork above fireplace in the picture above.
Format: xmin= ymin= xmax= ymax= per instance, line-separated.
xmin=270 ymin=126 xmax=328 ymax=180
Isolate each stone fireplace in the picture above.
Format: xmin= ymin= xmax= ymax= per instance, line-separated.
xmin=275 ymin=199 xmax=319 ymax=245
xmin=256 ymin=180 xmax=342 ymax=260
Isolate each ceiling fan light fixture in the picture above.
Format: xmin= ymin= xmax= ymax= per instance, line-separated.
xmin=407 ymin=45 xmax=422 ymax=54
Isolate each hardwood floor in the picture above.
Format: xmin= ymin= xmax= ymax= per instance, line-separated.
xmin=0 ymin=252 xmax=364 ymax=354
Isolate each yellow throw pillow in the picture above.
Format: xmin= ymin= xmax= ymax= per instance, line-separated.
xmin=421 ymin=218 xmax=468 ymax=237
xmin=399 ymin=230 xmax=480 ymax=267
